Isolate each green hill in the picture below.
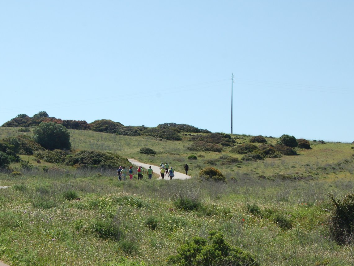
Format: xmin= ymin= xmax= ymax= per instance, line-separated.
xmin=0 ymin=126 xmax=354 ymax=265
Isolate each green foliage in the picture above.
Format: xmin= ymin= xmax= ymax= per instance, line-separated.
xmin=63 ymin=190 xmax=79 ymax=201
xmin=0 ymin=141 xmax=20 ymax=164
xmin=62 ymin=120 xmax=90 ymax=130
xmin=89 ymin=119 xmax=123 ymax=133
xmin=199 ymin=167 xmax=225 ymax=182
xmin=188 ymin=141 xmax=223 ymax=152
xmin=91 ymin=218 xmax=123 ymax=241
xmin=274 ymin=144 xmax=297 ymax=156
xmin=241 ymin=153 xmax=264 ymax=161
xmin=0 ymin=151 xmax=11 ymax=168
xmin=230 ymin=143 xmax=259 ymax=154
xmin=168 ymin=231 xmax=259 ymax=266
xmin=3 ymin=135 xmax=44 ymax=155
xmin=116 ymin=126 xmax=144 ymax=136
xmin=330 ymin=194 xmax=354 ymax=245
xmin=35 ymin=149 xmax=68 ymax=164
xmin=258 ymin=144 xmax=281 ymax=158
xmin=2 ymin=114 xmax=32 ymax=127
xmin=273 ymin=213 xmax=293 ymax=230
xmin=250 ymin=135 xmax=267 ymax=143
xmin=66 ymin=150 xmax=129 ymax=169
xmin=145 ymin=216 xmax=159 ymax=230
xmin=188 ymin=154 xmax=198 ymax=160
xmin=190 ymin=133 xmax=235 ymax=146
xmin=119 ymin=239 xmax=139 ymax=255
xmin=279 ymin=134 xmax=298 ymax=148
xmin=247 ymin=203 xmax=262 ymax=216
xmin=157 ymin=123 xmax=210 ymax=133
xmin=174 ymin=195 xmax=201 ymax=211
xmin=143 ymin=127 xmax=182 ymax=141
xmin=297 ymin=139 xmax=311 ymax=149
xmin=139 ymin=147 xmax=156 ymax=155
xmin=33 ymin=122 xmax=71 ymax=150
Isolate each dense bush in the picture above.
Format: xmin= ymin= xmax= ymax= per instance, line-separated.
xmin=62 ymin=120 xmax=90 ymax=130
xmin=279 ymin=134 xmax=298 ymax=148
xmin=143 ymin=128 xmax=182 ymax=141
xmin=0 ymin=151 xmax=11 ymax=168
xmin=297 ymin=139 xmax=311 ymax=149
xmin=139 ymin=147 xmax=156 ymax=155
xmin=2 ymin=114 xmax=32 ymax=127
xmin=168 ymin=231 xmax=259 ymax=266
xmin=188 ymin=155 xmax=198 ymax=160
xmin=89 ymin=119 xmax=123 ymax=134
xmin=241 ymin=153 xmax=264 ymax=161
xmin=230 ymin=143 xmax=259 ymax=154
xmin=33 ymin=122 xmax=71 ymax=150
xmin=258 ymin=144 xmax=281 ymax=158
xmin=173 ymin=195 xmax=201 ymax=211
xmin=199 ymin=167 xmax=225 ymax=182
xmin=116 ymin=126 xmax=144 ymax=136
xmin=3 ymin=135 xmax=44 ymax=155
xmin=330 ymin=194 xmax=354 ymax=245
xmin=250 ymin=135 xmax=267 ymax=143
xmin=157 ymin=123 xmax=210 ymax=133
xmin=274 ymin=144 xmax=297 ymax=156
xmin=35 ymin=149 xmax=68 ymax=164
xmin=91 ymin=218 xmax=123 ymax=241
xmin=190 ymin=133 xmax=234 ymax=146
xmin=66 ymin=150 xmax=129 ymax=169
xmin=0 ymin=141 xmax=20 ymax=163
xmin=188 ymin=141 xmax=223 ymax=152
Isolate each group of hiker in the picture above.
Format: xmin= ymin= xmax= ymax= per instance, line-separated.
xmin=117 ymin=163 xmax=189 ymax=181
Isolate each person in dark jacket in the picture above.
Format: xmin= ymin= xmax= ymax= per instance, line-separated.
xmin=184 ymin=164 xmax=189 ymax=175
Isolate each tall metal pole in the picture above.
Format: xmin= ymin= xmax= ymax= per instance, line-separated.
xmin=231 ymin=73 xmax=234 ymax=135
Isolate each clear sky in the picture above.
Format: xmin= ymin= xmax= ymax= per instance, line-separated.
xmin=1 ymin=1 xmax=353 ymax=142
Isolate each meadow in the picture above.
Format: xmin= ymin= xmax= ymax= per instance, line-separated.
xmin=1 ymin=127 xmax=354 ymax=265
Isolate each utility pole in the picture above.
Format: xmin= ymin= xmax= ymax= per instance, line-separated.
xmin=231 ymin=73 xmax=234 ymax=135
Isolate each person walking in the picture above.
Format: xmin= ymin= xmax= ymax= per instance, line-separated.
xmin=129 ymin=166 xmax=133 ymax=180
xmin=184 ymin=164 xmax=189 ymax=175
xmin=169 ymin=167 xmax=174 ymax=180
xmin=137 ymin=166 xmax=143 ymax=180
xmin=117 ymin=166 xmax=123 ymax=181
xmin=122 ymin=166 xmax=127 ymax=181
xmin=147 ymin=166 xmax=153 ymax=179
xmin=165 ymin=163 xmax=169 ymax=175
xmin=160 ymin=167 xmax=165 ymax=179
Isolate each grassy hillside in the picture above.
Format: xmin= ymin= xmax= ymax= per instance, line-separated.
xmin=1 ymin=127 xmax=354 ymax=265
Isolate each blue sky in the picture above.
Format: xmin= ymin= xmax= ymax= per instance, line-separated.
xmin=1 ymin=1 xmax=353 ymax=142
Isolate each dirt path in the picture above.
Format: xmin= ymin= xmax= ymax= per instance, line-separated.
xmin=128 ymin=159 xmax=191 ymax=180
xmin=0 ymin=261 xmax=9 ymax=266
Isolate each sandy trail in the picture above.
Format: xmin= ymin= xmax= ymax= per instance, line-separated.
xmin=128 ymin=159 xmax=191 ymax=180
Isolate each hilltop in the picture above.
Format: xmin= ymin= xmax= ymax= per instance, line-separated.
xmin=1 ymin=115 xmax=354 ymax=265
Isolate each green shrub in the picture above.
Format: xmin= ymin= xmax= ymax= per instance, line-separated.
xmin=4 ymin=135 xmax=44 ymax=155
xmin=89 ymin=119 xmax=123 ymax=133
xmin=35 ymin=149 xmax=67 ymax=164
xmin=274 ymin=144 xmax=297 ymax=156
xmin=91 ymin=218 xmax=123 ymax=241
xmin=66 ymin=150 xmax=129 ymax=169
xmin=188 ymin=155 xmax=198 ymax=160
xmin=0 ymin=151 xmax=11 ymax=168
xmin=188 ymin=141 xmax=223 ymax=152
xmin=258 ymin=144 xmax=281 ymax=158
xmin=279 ymin=134 xmax=298 ymax=148
xmin=168 ymin=231 xmax=259 ymax=266
xmin=199 ymin=167 xmax=225 ymax=182
xmin=230 ymin=143 xmax=259 ymax=154
xmin=190 ymin=133 xmax=234 ymax=146
xmin=63 ymin=190 xmax=79 ymax=201
xmin=250 ymin=135 xmax=267 ymax=143
xmin=174 ymin=195 xmax=201 ymax=211
xmin=145 ymin=216 xmax=159 ymax=230
xmin=120 ymin=239 xmax=139 ymax=255
xmin=139 ymin=147 xmax=156 ymax=155
xmin=33 ymin=122 xmax=71 ymax=150
xmin=297 ymin=139 xmax=311 ymax=149
xmin=273 ymin=213 xmax=293 ymax=230
xmin=247 ymin=203 xmax=262 ymax=216
xmin=241 ymin=153 xmax=264 ymax=161
xmin=143 ymin=127 xmax=182 ymax=140
xmin=330 ymin=194 xmax=354 ymax=244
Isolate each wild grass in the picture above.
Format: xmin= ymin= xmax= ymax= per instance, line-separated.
xmin=1 ymin=127 xmax=354 ymax=265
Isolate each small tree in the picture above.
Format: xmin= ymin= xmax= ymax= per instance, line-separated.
xmin=279 ymin=134 xmax=298 ymax=148
xmin=34 ymin=122 xmax=71 ymax=150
